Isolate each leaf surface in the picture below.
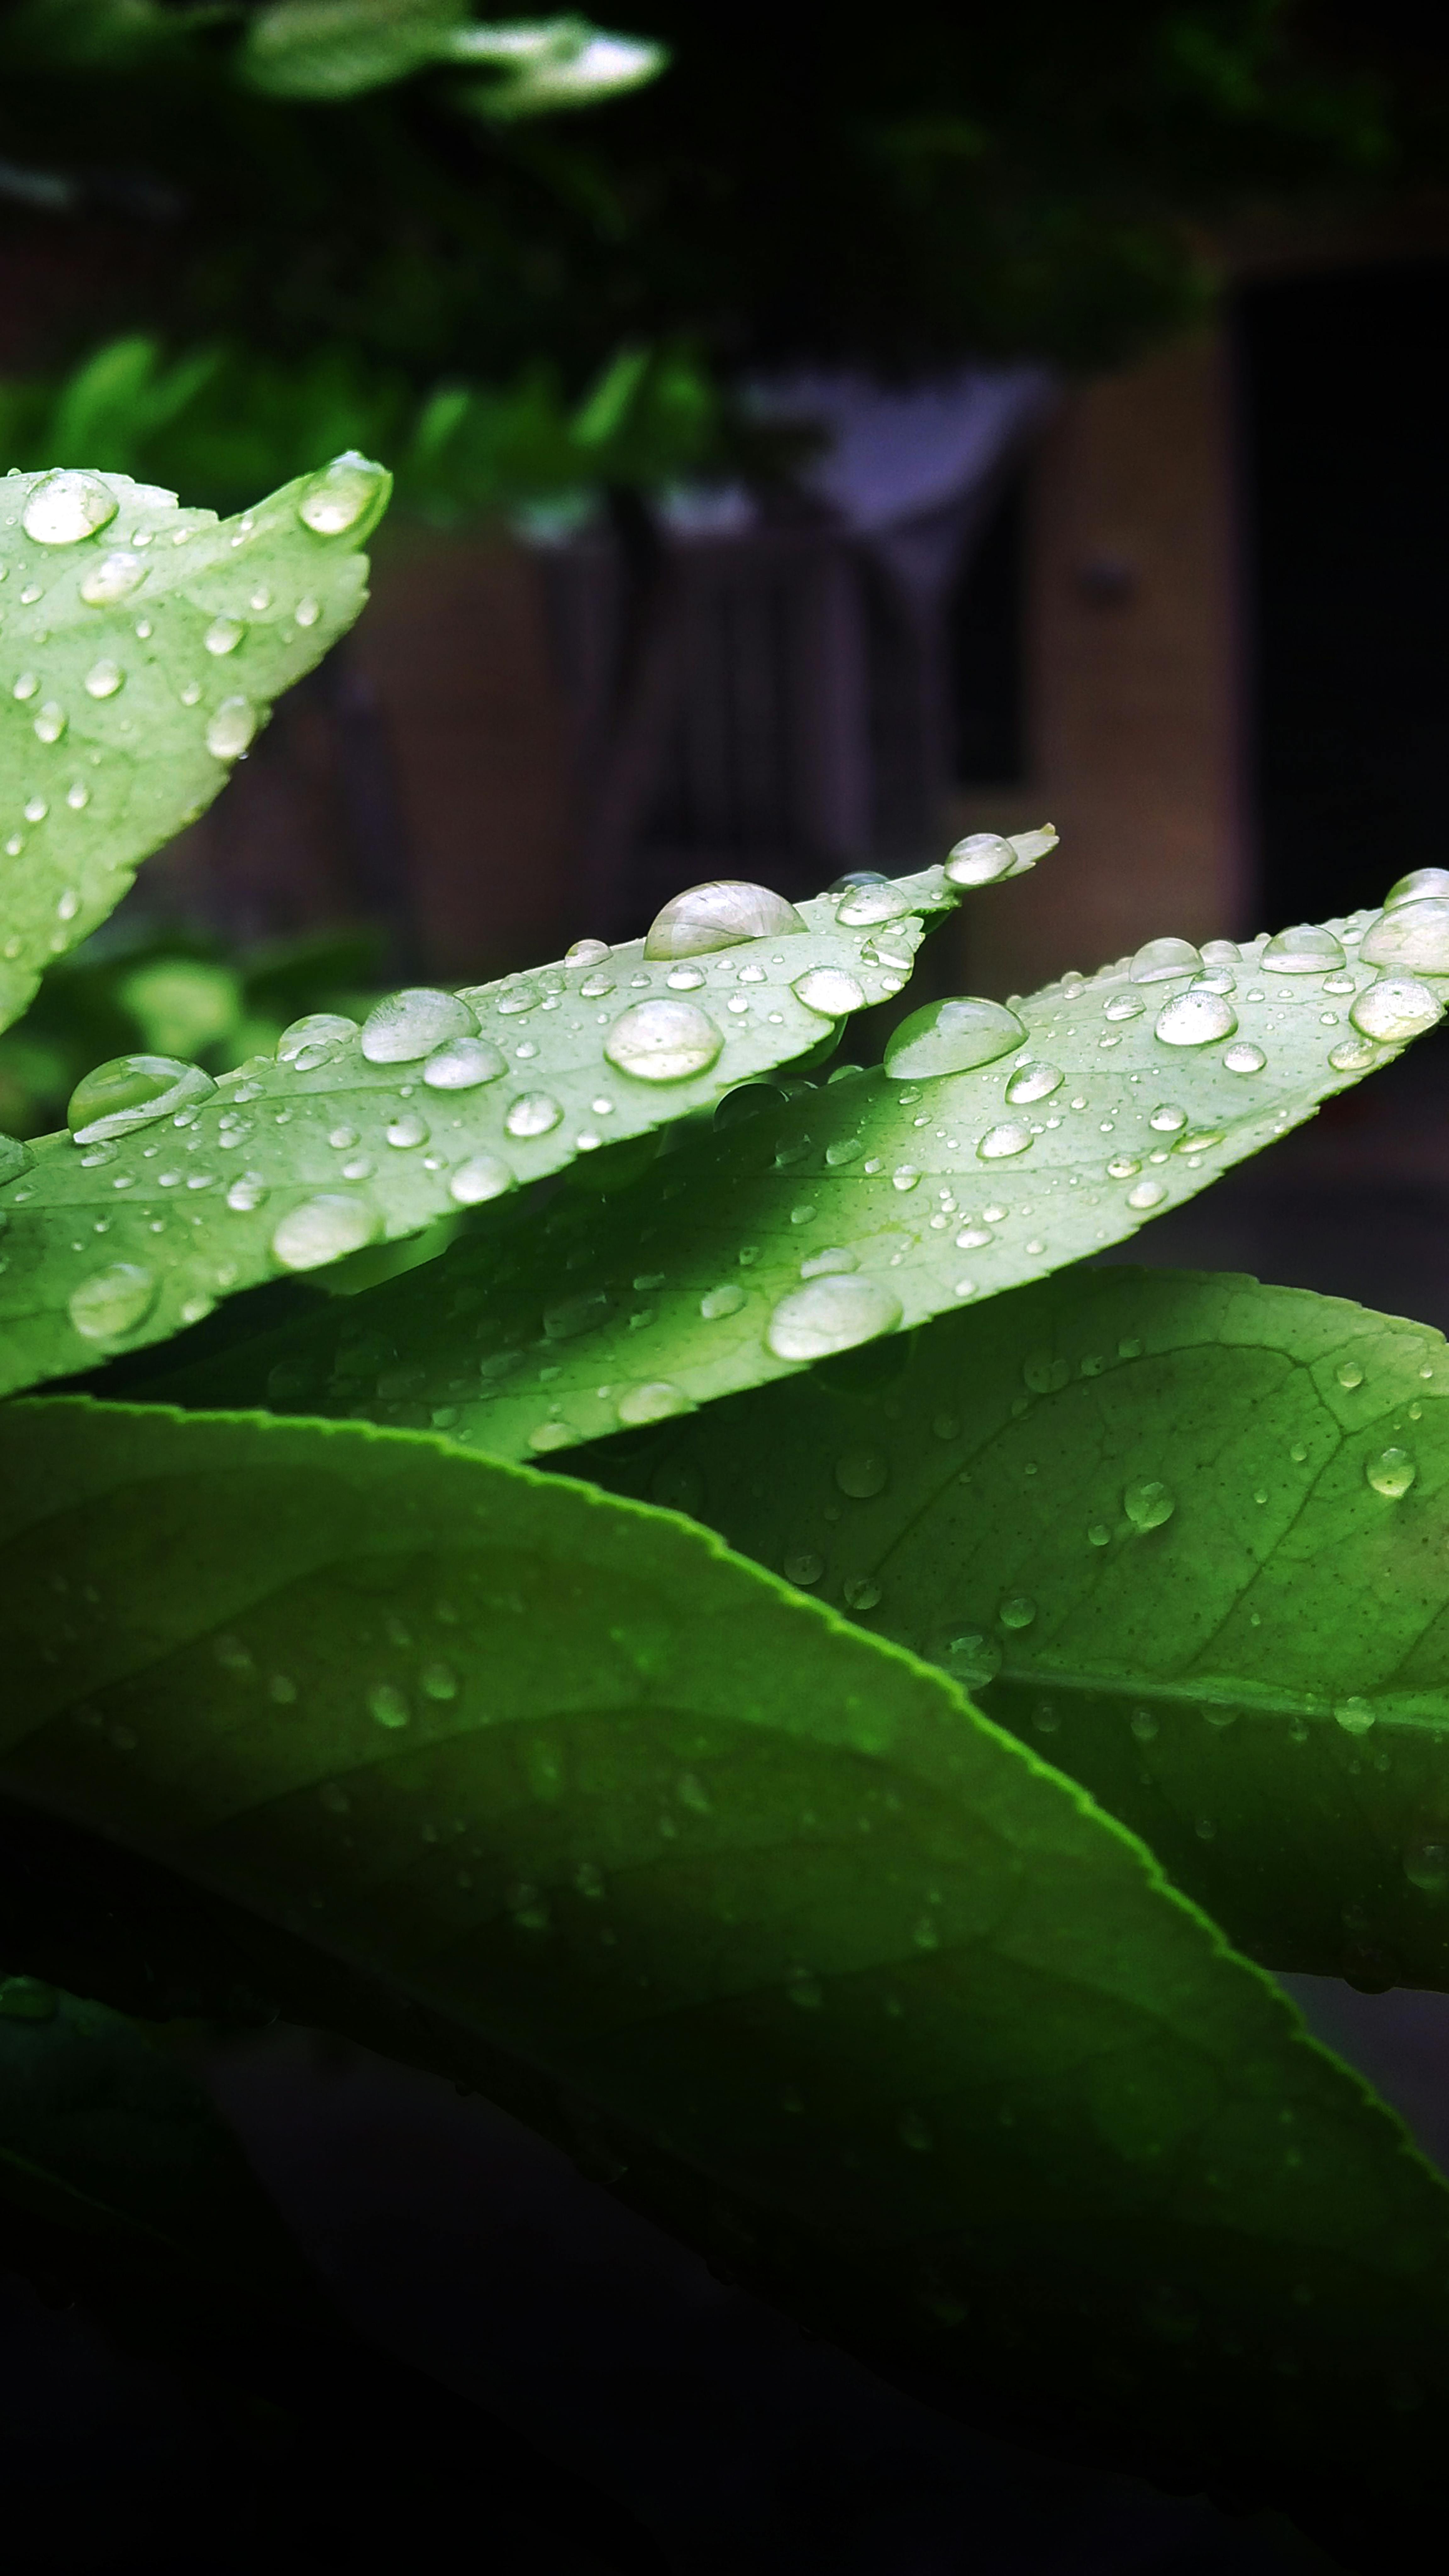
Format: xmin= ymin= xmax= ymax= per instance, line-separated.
xmin=0 ymin=842 xmax=1039 ymax=1396
xmin=158 ymin=902 xmax=1446 ymax=1459
xmin=240 ymin=0 xmax=468 ymax=97
xmin=0 ymin=454 xmax=389 ymax=1034
xmin=587 ymin=1265 xmax=1449 ymax=1993
xmin=5 ymin=1395 xmax=1449 ymax=2534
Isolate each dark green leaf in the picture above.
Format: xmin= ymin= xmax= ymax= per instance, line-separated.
xmin=4 ymin=1394 xmax=1449 ymax=2530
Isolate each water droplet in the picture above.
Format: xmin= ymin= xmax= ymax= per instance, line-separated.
xmin=1262 ymin=924 xmax=1346 ymax=973
xmin=1005 ymin=1060 xmax=1062 ymax=1105
xmin=944 ymin=831 xmax=1015 ymax=887
xmin=766 ymin=1273 xmax=903 ymax=1361
xmin=78 ymin=548 xmax=145 ymax=604
xmin=617 ymin=1380 xmax=693 ymax=1425
xmin=270 ymin=1194 xmax=377 ymax=1271
xmin=835 ymin=1448 xmax=888 ymax=1498
xmin=205 ymin=695 xmax=257 ymax=760
xmin=1403 ymin=1833 xmax=1449 ymax=1896
xmin=24 ymin=794 xmax=48 ymax=824
xmin=785 ymin=1549 xmax=824 ymax=1585
xmin=1224 ymin=1041 xmax=1267 ymax=1074
xmin=1087 ymin=1523 xmax=1111 ymax=1547
xmin=1131 ymin=936 xmax=1202 ymax=984
xmin=1130 ymin=1708 xmax=1159 ymax=1742
xmin=11 ymin=673 xmax=38 ymax=702
xmin=68 ymin=1052 xmax=216 ymax=1145
xmin=786 ymin=1967 xmax=824 ymax=2009
xmin=1335 ymin=1359 xmax=1364 ymax=1390
xmin=843 ymin=1574 xmax=883 ymax=1610
xmin=1127 ymin=1179 xmax=1169 ymax=1209
xmin=22 ymin=468 xmax=118 ymax=546
xmin=1154 ymin=988 xmax=1237 ymax=1047
xmin=643 ymin=879 xmax=806 ymax=958
xmin=386 ymin=1110 xmax=429 ymax=1148
xmin=999 ymin=1595 xmax=1036 ymax=1630
xmin=446 ymin=1155 xmax=513 ymax=1208
xmin=884 ymin=996 xmax=1025 ymax=1080
xmin=604 ymin=997 xmax=723 ymax=1082
xmin=297 ymin=451 xmax=388 ymax=536
xmin=277 ymin=1011 xmax=358 ymax=1063
xmin=68 ymin=1261 xmax=156 ymax=1341
xmin=1351 ymin=976 xmax=1444 ymax=1044
xmin=566 ymin=936 xmax=610 ymax=965
xmin=66 ymin=780 xmax=90 ymax=810
xmin=891 ymin=1164 xmax=920 ymax=1192
xmin=1335 ymin=1696 xmax=1376 ymax=1736
xmin=226 ymin=1172 xmax=267 ymax=1212
xmin=1366 ymin=1445 xmax=1417 ymax=1499
xmin=419 ymin=1035 xmax=504 ymax=1091
xmin=977 ymin=1121 xmax=1033 ymax=1161
xmin=505 ymin=1091 xmax=563 ymax=1138
xmin=0 ymin=1975 xmax=59 ymax=2022
xmin=1147 ymin=1104 xmax=1187 ymax=1134
xmin=1104 ymin=992 xmax=1145 ymax=1022
xmin=1107 ymin=1154 xmax=1141 ymax=1180
xmin=1022 ymin=1349 xmax=1068 ymax=1394
xmin=666 ymin=964 xmax=706 ymax=990
xmin=793 ymin=966 xmax=865 ymax=1016
xmin=1361 ymin=900 xmax=1449 ymax=975
xmin=295 ymin=594 xmax=321 ymax=626
xmin=835 ymin=880 xmax=914 ymax=925
xmin=1124 ymin=1479 xmax=1175 ymax=1530
xmin=367 ymin=1680 xmax=410 ymax=1730
xmin=32 ymin=702 xmax=66 ymax=744
xmin=1328 ymin=1035 xmax=1378 ymax=1071
xmin=1385 ymin=868 xmax=1449 ymax=910
xmin=799 ymin=1246 xmax=858 ymax=1278
xmin=83 ymin=659 xmax=124 ymax=699
xmin=361 ymin=988 xmax=475 ymax=1063
xmin=204 ymin=613 xmax=245 ymax=656
xmin=700 ymin=1283 xmax=746 ymax=1319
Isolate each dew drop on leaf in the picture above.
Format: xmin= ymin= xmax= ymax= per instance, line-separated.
xmin=977 ymin=1120 xmax=1033 ymax=1161
xmin=1361 ymin=903 xmax=1449 ymax=975
xmin=603 ymin=998 xmax=723 ymax=1082
xmin=367 ymin=1680 xmax=410 ymax=1730
xmin=1365 ymin=1446 xmax=1417 ymax=1499
xmin=32 ymin=702 xmax=66 ymax=744
xmin=1385 ymin=867 xmax=1449 ymax=909
xmin=999 ymin=1594 xmax=1036 ymax=1629
xmin=277 ymin=1012 xmax=358 ymax=1063
xmin=448 ymin=1154 xmax=514 ymax=1206
xmin=78 ymin=549 xmax=145 ymax=605
xmin=505 ymin=1091 xmax=564 ymax=1138
xmin=793 ymin=966 xmax=865 ymax=1016
xmin=1124 ymin=1479 xmax=1175 ymax=1531
xmin=1335 ymin=1359 xmax=1364 ymax=1390
xmin=422 ymin=1035 xmax=506 ymax=1090
xmin=835 ymin=1448 xmax=889 ymax=1498
xmin=785 ymin=1549 xmax=824 ymax=1585
xmin=835 ymin=880 xmax=915 ymax=925
xmin=1350 ymin=977 xmax=1443 ymax=1044
xmin=1403 ymin=1834 xmax=1449 ymax=1895
xmin=843 ymin=1574 xmax=883 ymax=1609
xmin=1262 ymin=925 xmax=1346 ymax=973
xmin=766 ymin=1273 xmax=903 ymax=1361
xmin=83 ymin=659 xmax=124 ymax=700
xmin=700 ymin=1283 xmax=746 ymax=1319
xmin=22 ymin=469 xmax=119 ymax=547
xmin=617 ymin=1380 xmax=694 ymax=1425
xmin=1335 ymin=1697 xmax=1376 ymax=1736
xmin=1131 ymin=936 xmax=1202 ymax=984
xmin=204 ymin=615 xmax=246 ymax=657
xmin=643 ymin=879 xmax=805 ymax=959
xmin=944 ymin=831 xmax=1015 ymax=887
xmin=565 ymin=936 xmax=610 ymax=966
xmin=297 ymin=452 xmax=388 ymax=536
xmin=270 ymin=1194 xmax=377 ymax=1271
xmin=361 ymin=988 xmax=475 ymax=1064
xmin=205 ymin=696 xmax=257 ymax=760
xmin=1153 ymin=989 xmax=1237 ymax=1047
xmin=67 ymin=1261 xmax=156 ymax=1342
xmin=68 ymin=1053 xmax=216 ymax=1145
xmin=386 ymin=1111 xmax=428 ymax=1148
xmin=1005 ymin=1060 xmax=1062 ymax=1106
xmin=884 ymin=997 xmax=1025 ymax=1081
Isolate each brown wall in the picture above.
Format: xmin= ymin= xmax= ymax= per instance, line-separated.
xmin=946 ymin=329 xmax=1246 ymax=1003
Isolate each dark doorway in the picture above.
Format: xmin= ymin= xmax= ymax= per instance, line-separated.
xmin=1237 ymin=257 xmax=1449 ymax=927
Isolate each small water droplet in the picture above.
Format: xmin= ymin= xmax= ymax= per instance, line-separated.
xmin=32 ymin=701 xmax=66 ymax=744
xmin=843 ymin=1574 xmax=883 ymax=1610
xmin=66 ymin=781 xmax=90 ymax=810
xmin=1131 ymin=936 xmax=1202 ymax=984
xmin=23 ymin=468 xmax=118 ymax=546
xmin=944 ymin=831 xmax=1015 ymax=887
xmin=566 ymin=936 xmax=610 ymax=965
xmin=446 ymin=1152 xmax=513 ymax=1207
xmin=1130 ymin=1708 xmax=1159 ymax=1742
xmin=1366 ymin=1445 xmax=1416 ymax=1499
xmin=666 ymin=964 xmax=706 ymax=990
xmin=1104 ymin=992 xmax=1145 ymax=1021
xmin=1351 ymin=977 xmax=1443 ymax=1043
xmin=1127 ymin=1179 xmax=1169 ymax=1209
xmin=1087 ymin=1523 xmax=1111 ymax=1547
xmin=977 ymin=1121 xmax=1033 ymax=1161
xmin=421 ymin=1035 xmax=505 ymax=1090
xmin=295 ymin=594 xmax=321 ymax=626
xmin=1335 ymin=1359 xmax=1364 ymax=1390
xmin=78 ymin=548 xmax=145 ymax=604
xmin=1335 ymin=1696 xmax=1376 ymax=1736
xmin=68 ymin=1052 xmax=216 ymax=1145
xmin=505 ymin=1091 xmax=563 ymax=1138
xmin=67 ymin=1261 xmax=156 ymax=1341
xmin=618 ymin=1380 xmax=693 ymax=1425
xmin=885 ymin=996 xmax=1025 ymax=1080
xmin=270 ymin=1194 xmax=377 ymax=1271
xmin=367 ymin=1680 xmax=410 ymax=1730
xmin=1004 ymin=1060 xmax=1062 ymax=1106
xmin=700 ymin=1282 xmax=746 ymax=1319
xmin=204 ymin=613 xmax=245 ymax=657
xmin=1147 ymin=1105 xmax=1187 ymax=1135
xmin=226 ymin=1172 xmax=267 ymax=1212
xmin=766 ymin=1273 xmax=903 ymax=1361
xmin=1124 ymin=1479 xmax=1175 ymax=1531
xmin=604 ymin=997 xmax=723 ymax=1082
xmin=361 ymin=988 xmax=475 ymax=1063
xmin=999 ymin=1594 xmax=1036 ymax=1630
xmin=1107 ymin=1154 xmax=1141 ymax=1180
xmin=386 ymin=1110 xmax=428 ymax=1148
xmin=835 ymin=879 xmax=915 ymax=925
xmin=799 ymin=1246 xmax=858 ymax=1278
xmin=277 ymin=1011 xmax=358 ymax=1063
xmin=1403 ymin=1833 xmax=1449 ymax=1895
xmin=835 ymin=1448 xmax=888 ymax=1498
xmin=644 ymin=879 xmax=806 ymax=958
xmin=785 ymin=1549 xmax=824 ymax=1585
xmin=793 ymin=965 xmax=866 ymax=1017
xmin=891 ymin=1164 xmax=920 ymax=1192
xmin=1222 ymin=1040 xmax=1267 ymax=1075
xmin=297 ymin=451 xmax=388 ymax=536
xmin=83 ymin=658 xmax=124 ymax=699
xmin=204 ymin=695 xmax=257 ymax=759
xmin=1154 ymin=988 xmax=1237 ymax=1047
xmin=1262 ymin=924 xmax=1346 ymax=973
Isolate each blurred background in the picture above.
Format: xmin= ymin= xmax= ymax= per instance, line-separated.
xmin=3 ymin=6 xmax=1449 ymax=2570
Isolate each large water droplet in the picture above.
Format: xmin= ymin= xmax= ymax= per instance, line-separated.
xmin=643 ymin=880 xmax=806 ymax=959
xmin=884 ymin=996 xmax=1025 ymax=1080
xmin=422 ymin=1035 xmax=505 ymax=1090
xmin=1366 ymin=1445 xmax=1417 ymax=1499
xmin=22 ymin=468 xmax=119 ymax=547
xmin=617 ymin=1381 xmax=694 ymax=1425
xmin=1223 ymin=1041 xmax=1266 ymax=1074
xmin=361 ymin=988 xmax=475 ymax=1063
xmin=977 ymin=1120 xmax=1033 ymax=1160
xmin=68 ymin=1261 xmax=156 ymax=1341
xmin=1154 ymin=988 xmax=1237 ymax=1047
xmin=1005 ymin=1060 xmax=1063 ymax=1105
xmin=205 ymin=696 xmax=257 ymax=760
xmin=1261 ymin=924 xmax=1346 ymax=973
xmin=1124 ymin=1479 xmax=1175 ymax=1531
xmin=83 ymin=659 xmax=124 ymax=700
xmin=604 ymin=998 xmax=723 ymax=1082
xmin=565 ymin=935 xmax=610 ymax=965
xmin=766 ymin=1273 xmax=903 ymax=1362
xmin=448 ymin=1153 xmax=514 ymax=1205
xmin=835 ymin=880 xmax=915 ymax=926
xmin=504 ymin=1091 xmax=563 ymax=1137
xmin=1386 ymin=869 xmax=1449 ymax=910
xmin=277 ymin=1012 xmax=358 ymax=1063
xmin=944 ymin=831 xmax=1015 ymax=887
xmin=1131 ymin=936 xmax=1202 ymax=985
xmin=297 ymin=451 xmax=388 ymax=536
xmin=204 ymin=614 xmax=245 ymax=657
xmin=1360 ymin=900 xmax=1449 ymax=976
xmin=79 ymin=550 xmax=145 ymax=605
xmin=1335 ymin=1697 xmax=1376 ymax=1736
xmin=793 ymin=967 xmax=865 ymax=1017
xmin=1350 ymin=976 xmax=1444 ymax=1044
xmin=68 ymin=1052 xmax=216 ymax=1145
xmin=270 ymin=1194 xmax=377 ymax=1271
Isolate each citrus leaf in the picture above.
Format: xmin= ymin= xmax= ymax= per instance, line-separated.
xmin=5 ymin=1396 xmax=1449 ymax=2545
xmin=0 ymin=453 xmax=390 ymax=1034
xmin=0 ymin=840 xmax=1049 ymax=1397
xmin=162 ymin=897 xmax=1447 ymax=1460
xmin=589 ymin=1263 xmax=1449 ymax=1997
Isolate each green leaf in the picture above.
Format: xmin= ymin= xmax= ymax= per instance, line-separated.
xmin=0 ymin=843 xmax=1041 ymax=1396
xmin=447 ymin=17 xmax=669 ymax=122
xmin=163 ymin=899 xmax=1447 ymax=1461
xmin=0 ymin=1971 xmax=315 ymax=2313
xmin=0 ymin=452 xmax=390 ymax=1035
xmin=5 ymin=1396 xmax=1449 ymax=2538
xmin=239 ymin=0 xmax=467 ymax=97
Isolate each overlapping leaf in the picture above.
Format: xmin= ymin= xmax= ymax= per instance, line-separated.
xmin=0 ymin=453 xmax=389 ymax=1033
xmin=162 ymin=901 xmax=1448 ymax=1460
xmin=3 ymin=1396 xmax=1449 ymax=2541
xmin=586 ymin=1264 xmax=1449 ymax=1995
xmin=0 ymin=841 xmax=1050 ymax=1397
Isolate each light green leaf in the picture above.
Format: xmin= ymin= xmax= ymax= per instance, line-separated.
xmin=163 ymin=898 xmax=1445 ymax=1461
xmin=0 ymin=843 xmax=1043 ymax=1396
xmin=585 ymin=1264 xmax=1449 ymax=1995
xmin=239 ymin=0 xmax=467 ymax=97
xmin=447 ymin=17 xmax=669 ymax=121
xmin=5 ymin=1396 xmax=1449 ymax=2530
xmin=0 ymin=452 xmax=390 ymax=1034
xmin=0 ymin=1971 xmax=316 ymax=2312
